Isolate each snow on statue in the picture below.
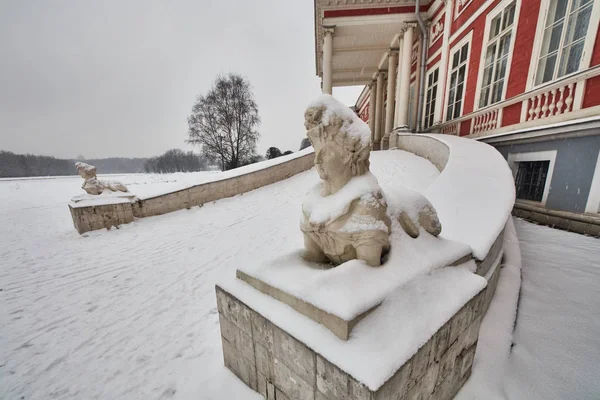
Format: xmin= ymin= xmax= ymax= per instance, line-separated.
xmin=75 ymin=162 xmax=129 ymax=195
xmin=301 ymin=95 xmax=441 ymax=267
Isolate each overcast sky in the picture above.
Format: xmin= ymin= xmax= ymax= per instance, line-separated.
xmin=0 ymin=1 xmax=362 ymax=159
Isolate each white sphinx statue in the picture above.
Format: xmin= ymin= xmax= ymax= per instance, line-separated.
xmin=75 ymin=162 xmax=128 ymax=195
xmin=301 ymin=95 xmax=441 ymax=267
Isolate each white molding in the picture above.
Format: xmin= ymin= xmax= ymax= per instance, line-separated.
xmin=427 ymin=47 xmax=443 ymax=65
xmin=449 ymin=0 xmax=495 ymax=44
xmin=507 ymin=150 xmax=557 ymax=206
xmin=585 ymin=151 xmax=600 ymax=213
xmin=473 ymin=0 xmax=521 ymax=111
xmin=454 ymin=0 xmax=474 ymax=21
xmin=322 ymin=13 xmax=406 ymax=27
xmin=428 ymin=0 xmax=445 ymax=19
xmin=429 ymin=8 xmax=446 ymax=47
xmin=443 ymin=30 xmax=473 ymax=122
xmin=525 ymin=0 xmax=600 ymax=90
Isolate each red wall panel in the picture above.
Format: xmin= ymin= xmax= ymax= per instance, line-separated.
xmin=505 ymin=0 xmax=542 ymax=98
xmin=582 ymin=25 xmax=600 ymax=109
xmin=501 ymin=103 xmax=522 ymax=127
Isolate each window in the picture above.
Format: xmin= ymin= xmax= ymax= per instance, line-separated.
xmin=424 ymin=68 xmax=439 ymax=129
xmin=515 ymin=160 xmax=550 ymax=201
xmin=535 ymin=0 xmax=594 ymax=85
xmin=479 ymin=2 xmax=516 ymax=108
xmin=446 ymin=43 xmax=469 ymax=120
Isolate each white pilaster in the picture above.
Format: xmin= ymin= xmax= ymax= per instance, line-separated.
xmin=383 ymin=50 xmax=399 ymax=150
xmin=373 ymin=72 xmax=385 ymax=150
xmin=368 ymin=82 xmax=377 ymax=143
xmin=394 ymin=34 xmax=405 ymax=127
xmin=396 ymin=23 xmax=416 ymax=131
xmin=322 ymin=27 xmax=335 ymax=95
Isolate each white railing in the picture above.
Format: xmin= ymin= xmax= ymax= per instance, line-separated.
xmin=524 ymin=82 xmax=576 ymax=121
xmin=472 ymin=108 xmax=500 ymax=134
xmin=440 ymin=121 xmax=460 ymax=135
xmin=430 ymin=65 xmax=600 ymax=136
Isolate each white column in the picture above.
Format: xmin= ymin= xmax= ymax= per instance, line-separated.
xmin=396 ymin=23 xmax=416 ymax=131
xmin=394 ymin=34 xmax=405 ymax=127
xmin=383 ymin=50 xmax=398 ymax=149
xmin=322 ymin=27 xmax=334 ymax=95
xmin=368 ymin=82 xmax=377 ymax=144
xmin=373 ymin=72 xmax=385 ymax=150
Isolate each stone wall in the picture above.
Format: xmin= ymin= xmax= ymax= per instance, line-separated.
xmin=69 ymin=201 xmax=134 ymax=234
xmin=216 ymin=255 xmax=501 ymax=400
xmin=512 ymin=201 xmax=600 ymax=237
xmin=69 ymin=151 xmax=315 ymax=233
xmin=134 ymin=152 xmax=314 ymax=218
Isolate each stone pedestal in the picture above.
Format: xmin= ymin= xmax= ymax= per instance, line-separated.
xmin=216 ymin=264 xmax=500 ymax=400
xmin=69 ymin=198 xmax=134 ymax=234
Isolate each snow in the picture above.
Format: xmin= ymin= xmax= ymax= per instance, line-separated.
xmin=70 ymin=192 xmax=136 ymax=208
xmin=302 ymin=172 xmax=385 ymax=225
xmin=74 ymin=161 xmax=95 ymax=173
xmin=423 ymin=134 xmax=516 ymax=260
xmin=456 ymin=217 xmax=522 ymax=400
xmin=238 ymin=221 xmax=471 ymax=321
xmin=0 ymin=149 xmax=435 ymax=399
xmin=502 ymin=219 xmax=600 ymax=400
xmin=458 ymin=218 xmax=600 ymax=400
xmin=307 ymin=94 xmax=371 ymax=145
xmin=223 ymin=262 xmax=486 ymax=391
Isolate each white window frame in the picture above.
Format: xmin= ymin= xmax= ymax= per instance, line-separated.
xmin=508 ymin=150 xmax=557 ymax=206
xmin=526 ymin=0 xmax=600 ymax=90
xmin=474 ymin=0 xmax=521 ymax=111
xmin=585 ymin=150 xmax=600 ymax=213
xmin=423 ymin=62 xmax=441 ymax=130
xmin=443 ymin=31 xmax=472 ymax=121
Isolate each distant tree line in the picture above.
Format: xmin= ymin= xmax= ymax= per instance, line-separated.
xmin=144 ymin=149 xmax=209 ymax=173
xmin=0 ymin=150 xmax=148 ymax=178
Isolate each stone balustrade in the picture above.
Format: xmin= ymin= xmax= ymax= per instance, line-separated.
xmin=217 ymin=134 xmax=514 ymax=399
xmin=69 ymin=150 xmax=315 ymax=234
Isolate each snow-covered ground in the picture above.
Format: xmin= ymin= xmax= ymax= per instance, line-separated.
xmin=3 ymin=150 xmax=599 ymax=399
xmin=503 ymin=219 xmax=600 ymax=400
xmin=459 ymin=218 xmax=600 ymax=400
xmin=0 ymin=151 xmax=438 ymax=400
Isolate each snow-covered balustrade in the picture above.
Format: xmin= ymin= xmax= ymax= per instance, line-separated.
xmin=217 ymin=132 xmax=516 ymax=399
xmin=68 ymin=148 xmax=315 ymax=233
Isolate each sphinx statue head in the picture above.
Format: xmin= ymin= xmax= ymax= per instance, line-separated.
xmin=301 ymin=95 xmax=391 ymax=267
xmin=304 ymin=105 xmax=371 ymax=196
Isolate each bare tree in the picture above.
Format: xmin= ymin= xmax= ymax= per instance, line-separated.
xmin=187 ymin=74 xmax=261 ymax=170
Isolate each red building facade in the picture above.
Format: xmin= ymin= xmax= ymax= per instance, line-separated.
xmin=315 ymin=0 xmax=600 ymax=216
xmin=338 ymin=0 xmax=600 ymax=138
